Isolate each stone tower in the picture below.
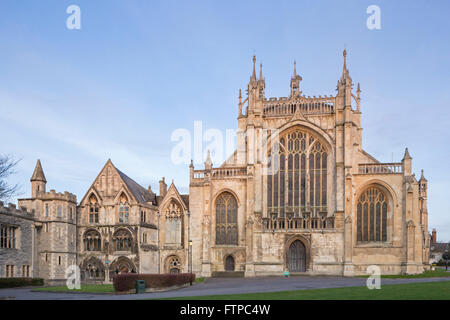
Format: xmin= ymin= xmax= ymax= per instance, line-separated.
xmin=31 ymin=159 xmax=46 ymax=198
xmin=18 ymin=160 xmax=77 ymax=285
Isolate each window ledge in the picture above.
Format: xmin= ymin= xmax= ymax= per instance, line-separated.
xmin=355 ymin=242 xmax=394 ymax=248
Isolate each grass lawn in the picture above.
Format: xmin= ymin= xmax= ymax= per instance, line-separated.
xmin=358 ymin=269 xmax=450 ymax=279
xmin=162 ymin=281 xmax=450 ymax=300
xmin=33 ymin=284 xmax=115 ymax=293
xmin=195 ymin=277 xmax=206 ymax=283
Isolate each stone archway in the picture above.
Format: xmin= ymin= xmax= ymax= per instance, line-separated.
xmin=109 ymin=256 xmax=136 ymax=278
xmin=287 ymin=240 xmax=306 ymax=272
xmin=80 ymin=256 xmax=105 ymax=282
xmin=224 ymin=255 xmax=235 ymax=272
xmin=285 ymin=235 xmax=310 ymax=272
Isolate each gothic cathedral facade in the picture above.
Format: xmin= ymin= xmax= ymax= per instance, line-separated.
xmin=2 ymin=51 xmax=430 ymax=283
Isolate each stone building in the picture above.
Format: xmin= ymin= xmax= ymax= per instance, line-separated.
xmin=0 ymin=202 xmax=36 ymax=279
xmin=0 ymin=51 xmax=431 ymax=282
xmin=17 ymin=160 xmax=77 ymax=284
xmin=189 ymin=52 xmax=430 ymax=277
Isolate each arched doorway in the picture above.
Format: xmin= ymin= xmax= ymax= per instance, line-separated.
xmin=109 ymin=256 xmax=136 ymax=278
xmin=225 ymin=255 xmax=235 ymax=272
xmin=166 ymin=256 xmax=181 ymax=274
xmin=288 ymin=240 xmax=306 ymax=272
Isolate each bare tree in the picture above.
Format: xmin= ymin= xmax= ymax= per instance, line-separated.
xmin=0 ymin=154 xmax=21 ymax=201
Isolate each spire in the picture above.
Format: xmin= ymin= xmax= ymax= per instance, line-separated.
xmin=30 ymin=159 xmax=46 ymax=183
xmin=259 ymin=63 xmax=263 ymax=80
xmin=343 ymin=49 xmax=347 ymax=71
xmin=402 ymin=147 xmax=412 ymax=161
xmin=290 ymin=60 xmax=302 ymax=97
xmin=419 ymin=169 xmax=428 ymax=182
xmin=251 ymin=55 xmax=256 ymax=80
xmin=205 ymin=150 xmax=212 ymax=169
xmin=239 ymin=88 xmax=242 ymax=103
xmin=340 ymin=49 xmax=351 ymax=82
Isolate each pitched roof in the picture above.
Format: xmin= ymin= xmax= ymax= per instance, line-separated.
xmin=115 ymin=167 xmax=156 ymax=204
xmin=431 ymin=242 xmax=448 ymax=252
xmin=30 ymin=159 xmax=47 ymax=183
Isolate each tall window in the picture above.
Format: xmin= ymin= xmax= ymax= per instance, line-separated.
xmin=267 ymin=129 xmax=328 ymax=218
xmin=215 ymin=192 xmax=238 ymax=245
xmin=119 ymin=205 xmax=129 ymax=223
xmin=114 ymin=229 xmax=132 ymax=251
xmin=45 ymin=204 xmax=49 ymax=217
xmin=140 ymin=210 xmax=146 ymax=223
xmin=0 ymin=225 xmax=17 ymax=249
xmin=84 ymin=230 xmax=101 ymax=251
xmin=89 ymin=194 xmax=99 ymax=224
xmin=357 ymin=187 xmax=388 ymax=242
xmin=165 ymin=201 xmax=183 ymax=246
xmin=118 ymin=194 xmax=129 ymax=223
xmin=57 ymin=205 xmax=62 ymax=218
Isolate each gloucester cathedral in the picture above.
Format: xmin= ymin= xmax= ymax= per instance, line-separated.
xmin=0 ymin=51 xmax=430 ymax=283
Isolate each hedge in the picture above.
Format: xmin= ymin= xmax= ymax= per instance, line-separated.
xmin=0 ymin=278 xmax=44 ymax=288
xmin=113 ymin=273 xmax=195 ymax=292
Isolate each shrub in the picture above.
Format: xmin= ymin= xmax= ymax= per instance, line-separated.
xmin=0 ymin=278 xmax=44 ymax=289
xmin=113 ymin=273 xmax=195 ymax=292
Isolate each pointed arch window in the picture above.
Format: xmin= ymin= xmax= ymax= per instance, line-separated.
xmin=83 ymin=230 xmax=101 ymax=251
xmin=165 ymin=200 xmax=183 ymax=246
xmin=118 ymin=194 xmax=129 ymax=223
xmin=215 ymin=192 xmax=238 ymax=245
xmin=267 ymin=129 xmax=328 ymax=217
xmin=114 ymin=229 xmax=132 ymax=251
xmin=89 ymin=194 xmax=99 ymax=224
xmin=357 ymin=187 xmax=388 ymax=242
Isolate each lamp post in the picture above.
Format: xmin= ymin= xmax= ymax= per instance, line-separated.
xmin=157 ymin=211 xmax=160 ymax=274
xmin=187 ymin=211 xmax=192 ymax=285
xmin=189 ymin=239 xmax=193 ymax=286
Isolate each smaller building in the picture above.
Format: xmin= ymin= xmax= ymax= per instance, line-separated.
xmin=0 ymin=202 xmax=36 ymax=279
xmin=429 ymin=229 xmax=449 ymax=264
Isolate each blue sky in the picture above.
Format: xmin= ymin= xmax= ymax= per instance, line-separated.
xmin=1 ymin=0 xmax=449 ymax=241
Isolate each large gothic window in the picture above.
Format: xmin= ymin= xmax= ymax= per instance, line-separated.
xmin=114 ymin=229 xmax=132 ymax=251
xmin=118 ymin=194 xmax=129 ymax=224
xmin=84 ymin=230 xmax=101 ymax=251
xmin=165 ymin=200 xmax=183 ymax=246
xmin=357 ymin=187 xmax=388 ymax=242
xmin=267 ymin=129 xmax=328 ymax=217
xmin=89 ymin=194 xmax=99 ymax=224
xmin=215 ymin=192 xmax=238 ymax=245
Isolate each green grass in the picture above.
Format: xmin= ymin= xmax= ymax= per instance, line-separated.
xmin=161 ymin=281 xmax=450 ymax=300
xmin=33 ymin=284 xmax=115 ymax=293
xmin=358 ymin=269 xmax=450 ymax=279
xmin=195 ymin=277 xmax=206 ymax=283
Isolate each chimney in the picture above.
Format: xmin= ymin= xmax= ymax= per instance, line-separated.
xmin=159 ymin=177 xmax=167 ymax=198
xmin=432 ymin=229 xmax=437 ymax=244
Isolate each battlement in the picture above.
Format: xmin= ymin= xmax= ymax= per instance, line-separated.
xmin=266 ymin=94 xmax=335 ymax=103
xmin=37 ymin=189 xmax=77 ymax=203
xmin=263 ymin=95 xmax=335 ymax=117
xmin=0 ymin=201 xmax=36 ymax=217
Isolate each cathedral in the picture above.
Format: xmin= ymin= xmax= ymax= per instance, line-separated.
xmin=0 ymin=51 xmax=430 ymax=283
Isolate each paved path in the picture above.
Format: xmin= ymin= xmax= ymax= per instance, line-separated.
xmin=0 ymin=276 xmax=449 ymax=300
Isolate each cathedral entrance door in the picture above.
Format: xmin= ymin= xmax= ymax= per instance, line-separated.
xmin=288 ymin=240 xmax=306 ymax=272
xmin=225 ymin=255 xmax=235 ymax=272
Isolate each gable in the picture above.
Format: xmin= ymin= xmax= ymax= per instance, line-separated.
xmin=80 ymin=160 xmax=155 ymax=205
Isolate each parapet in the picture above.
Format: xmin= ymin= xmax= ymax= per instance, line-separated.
xmin=0 ymin=201 xmax=35 ymax=217
xmin=37 ymin=189 xmax=77 ymax=203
